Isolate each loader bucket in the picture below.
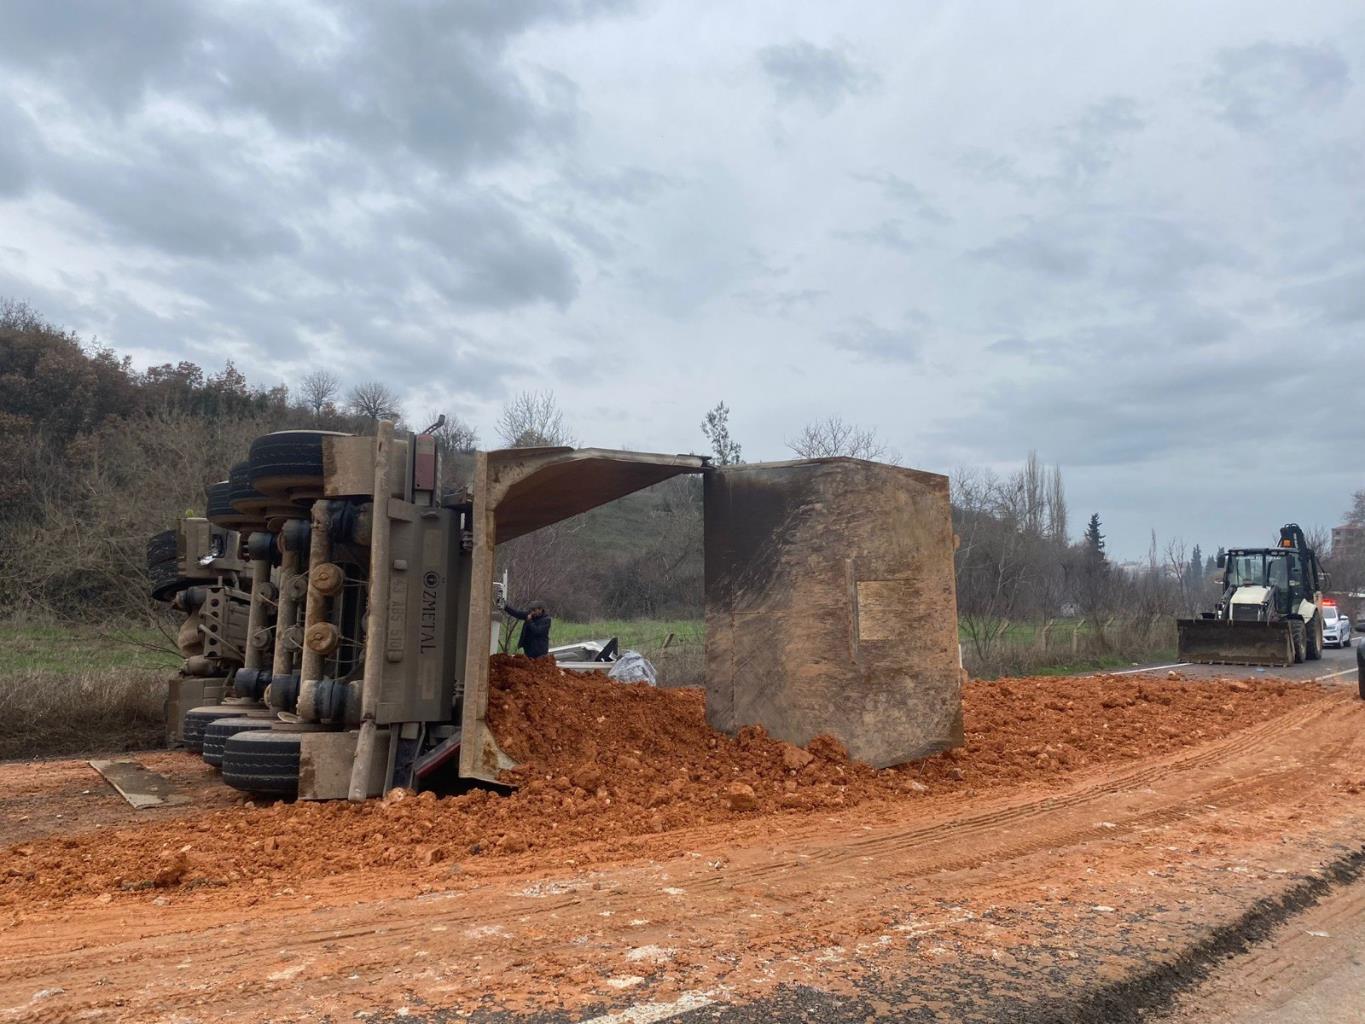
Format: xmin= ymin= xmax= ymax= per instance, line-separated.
xmin=1176 ymin=618 xmax=1294 ymax=667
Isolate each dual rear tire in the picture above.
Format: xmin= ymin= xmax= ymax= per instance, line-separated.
xmin=222 ymin=729 xmax=309 ymax=797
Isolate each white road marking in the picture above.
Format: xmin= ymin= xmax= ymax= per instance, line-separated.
xmin=1103 ymin=662 xmax=1189 ymax=677
xmin=1312 ymin=668 xmax=1355 ymax=683
xmin=579 ymin=991 xmax=715 ymax=1024
xmin=1101 ymin=661 xmax=1356 ymax=683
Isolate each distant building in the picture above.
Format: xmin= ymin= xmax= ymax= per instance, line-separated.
xmin=1332 ymin=524 xmax=1365 ymax=558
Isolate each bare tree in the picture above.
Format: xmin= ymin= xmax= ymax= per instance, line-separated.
xmin=496 ymin=390 xmax=574 ymax=448
xmin=1345 ymin=492 xmax=1365 ymax=528
xmin=1020 ymin=450 xmax=1045 ymax=536
xmin=1165 ymin=536 xmax=1193 ymax=615
xmin=787 ymin=416 xmax=897 ymax=463
xmin=348 ymin=380 xmax=401 ymax=422
xmin=425 ymin=411 xmax=479 ymax=453
xmin=700 ymin=401 xmax=742 ymax=465
xmin=1045 ymin=464 xmax=1068 ymax=544
xmin=1303 ymin=523 xmax=1331 ymax=557
xmin=300 ymin=370 xmax=339 ymax=415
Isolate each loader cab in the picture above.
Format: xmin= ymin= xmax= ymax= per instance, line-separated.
xmin=1222 ymin=548 xmax=1293 ymax=618
xmin=1222 ymin=545 xmax=1317 ymax=620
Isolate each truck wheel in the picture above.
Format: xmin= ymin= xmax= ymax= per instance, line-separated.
xmin=147 ymin=529 xmax=188 ymax=602
xmin=1306 ymin=615 xmax=1323 ymax=661
xmin=201 ymin=715 xmax=276 ymax=768
xmin=182 ymin=705 xmax=252 ymax=753
xmin=248 ymin=430 xmax=349 ymax=496
xmin=222 ymin=730 xmax=304 ymax=797
xmin=229 ymin=460 xmax=271 ymax=518
xmin=205 ymin=480 xmax=236 ymax=525
xmin=1290 ymin=621 xmax=1306 ymax=664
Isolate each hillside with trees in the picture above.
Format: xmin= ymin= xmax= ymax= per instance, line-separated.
xmin=2 ymin=299 xmax=1299 ymax=675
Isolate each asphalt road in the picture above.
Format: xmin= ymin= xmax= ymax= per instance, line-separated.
xmin=1107 ymin=635 xmax=1361 ymax=689
xmin=1163 ymin=872 xmax=1365 ymax=1024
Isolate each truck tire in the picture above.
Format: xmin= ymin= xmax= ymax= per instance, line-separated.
xmin=1290 ymin=620 xmax=1306 ymax=664
xmin=228 ymin=459 xmax=270 ymax=516
xmin=201 ymin=715 xmax=275 ymax=768
xmin=205 ymin=480 xmax=236 ymax=525
xmin=1306 ymin=614 xmax=1322 ymax=661
xmin=147 ymin=529 xmax=188 ymax=602
xmin=182 ymin=705 xmax=253 ymax=753
xmin=248 ymin=430 xmax=349 ymax=496
xmin=222 ymin=730 xmax=304 ymax=797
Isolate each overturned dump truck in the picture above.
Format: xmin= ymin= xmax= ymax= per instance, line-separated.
xmin=152 ymin=424 xmax=963 ymax=800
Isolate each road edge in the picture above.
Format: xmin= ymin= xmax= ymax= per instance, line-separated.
xmin=1032 ymin=844 xmax=1365 ymax=1024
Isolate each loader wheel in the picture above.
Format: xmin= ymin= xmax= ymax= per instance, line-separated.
xmin=222 ymin=730 xmax=305 ymax=797
xmin=201 ymin=715 xmax=276 ymax=768
xmin=1306 ymin=615 xmax=1322 ymax=661
xmin=182 ymin=705 xmax=254 ymax=753
xmin=248 ymin=430 xmax=350 ymax=497
xmin=1290 ymin=621 xmax=1306 ymax=664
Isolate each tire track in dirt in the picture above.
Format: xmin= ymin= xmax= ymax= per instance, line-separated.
xmin=3 ymin=693 xmax=1361 ymax=1024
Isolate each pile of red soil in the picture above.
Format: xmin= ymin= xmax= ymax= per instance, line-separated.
xmin=0 ymin=657 xmax=1323 ymax=906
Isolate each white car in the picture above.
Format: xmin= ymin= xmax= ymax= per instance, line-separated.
xmin=1321 ymin=603 xmax=1353 ymax=647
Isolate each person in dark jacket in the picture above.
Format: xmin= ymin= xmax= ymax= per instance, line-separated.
xmin=504 ymin=600 xmax=552 ymax=659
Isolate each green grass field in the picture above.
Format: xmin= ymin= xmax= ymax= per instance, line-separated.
xmin=0 ymin=620 xmax=180 ymax=675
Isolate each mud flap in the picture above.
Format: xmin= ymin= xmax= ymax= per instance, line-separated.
xmin=1176 ymin=618 xmax=1294 ymax=667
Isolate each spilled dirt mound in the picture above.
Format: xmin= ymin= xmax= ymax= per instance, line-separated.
xmin=0 ymin=658 xmax=1323 ymax=907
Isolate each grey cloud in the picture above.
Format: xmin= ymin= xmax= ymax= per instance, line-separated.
xmin=44 ymin=140 xmax=302 ymax=262
xmin=986 ymin=337 xmax=1029 ymax=355
xmin=0 ymin=1 xmax=605 ymax=175
xmin=396 ymin=190 xmax=578 ymax=309
xmin=932 ymin=305 xmax=1265 ymax=468
xmin=956 ymin=147 xmax=1039 ymax=193
xmin=976 ymin=212 xmax=1231 ymax=292
xmin=1055 ymin=96 xmax=1144 ymax=185
xmin=1205 ymin=41 xmax=1351 ymax=130
xmin=758 ymin=40 xmax=877 ymax=113
xmin=832 ymin=218 xmax=918 ymax=253
xmin=830 ymin=315 xmax=923 ymax=363
xmin=734 ymin=286 xmax=826 ymax=317
xmin=852 ymin=172 xmax=950 ymax=225
xmin=955 ymin=96 xmax=1144 ymax=196
xmin=1281 ymin=267 xmax=1365 ymax=325
xmin=975 ymin=222 xmax=1091 ymax=278
xmin=564 ymin=164 xmax=673 ymax=204
xmin=0 ymin=99 xmax=36 ymax=195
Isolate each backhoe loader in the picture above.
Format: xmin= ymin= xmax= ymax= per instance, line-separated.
xmin=1176 ymin=524 xmax=1325 ymax=667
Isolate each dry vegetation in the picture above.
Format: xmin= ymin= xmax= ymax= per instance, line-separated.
xmin=0 ymin=619 xmax=176 ymax=759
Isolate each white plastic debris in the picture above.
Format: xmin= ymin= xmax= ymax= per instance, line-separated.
xmin=608 ymin=650 xmax=658 ymax=685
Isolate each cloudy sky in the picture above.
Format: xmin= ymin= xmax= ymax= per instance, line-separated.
xmin=2 ymin=1 xmax=1363 ymax=557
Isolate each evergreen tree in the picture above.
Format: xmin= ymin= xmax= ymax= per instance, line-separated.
xmin=1083 ymin=513 xmax=1106 ymax=563
xmin=1189 ymin=544 xmax=1203 ymax=580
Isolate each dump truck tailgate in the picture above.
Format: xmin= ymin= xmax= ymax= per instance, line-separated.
xmin=705 ymin=459 xmax=963 ymax=767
